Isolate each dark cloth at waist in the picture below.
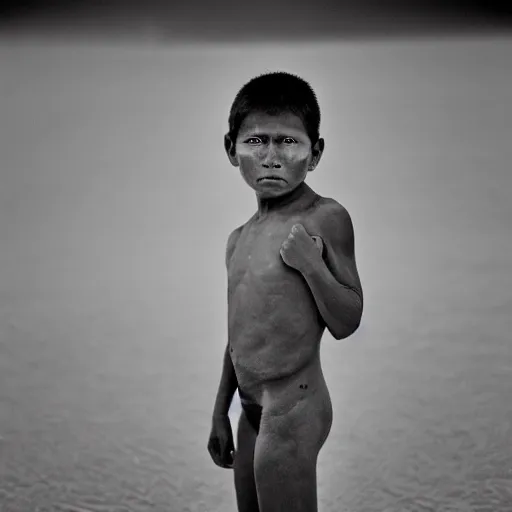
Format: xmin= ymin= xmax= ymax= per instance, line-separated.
xmin=239 ymin=391 xmax=262 ymax=433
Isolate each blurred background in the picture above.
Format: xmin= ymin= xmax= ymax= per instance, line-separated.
xmin=1 ymin=2 xmax=511 ymax=512
xmin=1 ymin=0 xmax=512 ymax=42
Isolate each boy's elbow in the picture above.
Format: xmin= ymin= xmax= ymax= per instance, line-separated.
xmin=331 ymin=315 xmax=362 ymax=340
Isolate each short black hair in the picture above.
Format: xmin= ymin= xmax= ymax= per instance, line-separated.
xmin=228 ymin=71 xmax=321 ymax=145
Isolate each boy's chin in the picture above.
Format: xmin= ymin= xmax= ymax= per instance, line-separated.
xmin=255 ymin=184 xmax=299 ymax=199
xmin=254 ymin=182 xmax=286 ymax=193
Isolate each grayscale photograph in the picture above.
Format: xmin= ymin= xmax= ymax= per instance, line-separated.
xmin=1 ymin=1 xmax=511 ymax=511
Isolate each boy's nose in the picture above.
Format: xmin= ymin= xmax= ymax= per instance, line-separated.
xmin=261 ymin=143 xmax=281 ymax=168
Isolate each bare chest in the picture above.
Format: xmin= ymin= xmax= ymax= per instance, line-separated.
xmin=226 ymin=214 xmax=325 ymax=384
xmin=228 ymin=215 xmax=319 ymax=291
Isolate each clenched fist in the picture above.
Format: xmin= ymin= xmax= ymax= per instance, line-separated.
xmin=207 ymin=414 xmax=235 ymax=469
xmin=280 ymin=223 xmax=324 ymax=273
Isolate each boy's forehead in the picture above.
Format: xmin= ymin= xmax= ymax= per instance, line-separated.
xmin=239 ymin=111 xmax=307 ymax=135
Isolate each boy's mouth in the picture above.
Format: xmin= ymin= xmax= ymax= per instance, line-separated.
xmin=257 ymin=176 xmax=286 ymax=183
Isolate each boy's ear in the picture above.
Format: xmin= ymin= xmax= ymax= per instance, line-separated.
xmin=224 ymin=133 xmax=239 ymax=167
xmin=309 ymin=137 xmax=325 ymax=172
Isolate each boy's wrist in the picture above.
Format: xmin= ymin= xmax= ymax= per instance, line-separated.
xmin=300 ymin=254 xmax=324 ymax=278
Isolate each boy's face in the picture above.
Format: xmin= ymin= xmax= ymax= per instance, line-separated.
xmin=225 ymin=111 xmax=324 ymax=199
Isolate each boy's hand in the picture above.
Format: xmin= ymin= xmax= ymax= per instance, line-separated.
xmin=280 ymin=223 xmax=324 ymax=273
xmin=207 ymin=414 xmax=235 ymax=469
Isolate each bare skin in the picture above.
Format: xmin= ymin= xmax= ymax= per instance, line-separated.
xmin=208 ymin=111 xmax=363 ymax=512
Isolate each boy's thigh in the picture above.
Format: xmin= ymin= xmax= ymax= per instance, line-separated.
xmin=252 ymin=388 xmax=331 ymax=511
xmin=254 ymin=405 xmax=324 ymax=472
xmin=259 ymin=389 xmax=332 ymax=457
xmin=253 ymin=421 xmax=318 ymax=512
xmin=234 ymin=411 xmax=260 ymax=512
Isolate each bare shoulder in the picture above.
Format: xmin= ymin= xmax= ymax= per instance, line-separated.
xmin=312 ymin=197 xmax=355 ymax=247
xmin=313 ymin=196 xmax=351 ymax=218
xmin=311 ymin=196 xmax=362 ymax=297
xmin=225 ymin=224 xmax=244 ymax=268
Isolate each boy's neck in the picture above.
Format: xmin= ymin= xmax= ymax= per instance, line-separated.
xmin=255 ymin=182 xmax=315 ymax=219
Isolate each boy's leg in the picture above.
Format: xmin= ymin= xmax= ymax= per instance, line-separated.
xmin=234 ymin=410 xmax=260 ymax=512
xmin=254 ymin=431 xmax=318 ymax=512
xmin=253 ymin=392 xmax=332 ymax=512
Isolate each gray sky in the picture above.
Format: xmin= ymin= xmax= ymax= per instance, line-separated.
xmin=1 ymin=0 xmax=511 ymax=43
xmin=1 ymin=37 xmax=511 ymax=323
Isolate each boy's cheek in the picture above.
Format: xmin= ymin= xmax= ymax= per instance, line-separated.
xmin=236 ymin=145 xmax=256 ymax=158
xmin=282 ymin=149 xmax=311 ymax=168
xmin=237 ymin=153 xmax=258 ymax=168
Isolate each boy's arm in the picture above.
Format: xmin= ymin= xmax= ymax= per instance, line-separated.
xmin=280 ymin=204 xmax=363 ymax=340
xmin=212 ymin=343 xmax=238 ymax=418
xmin=212 ymin=226 xmax=243 ymax=417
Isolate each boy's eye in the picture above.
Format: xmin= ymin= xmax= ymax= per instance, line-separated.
xmin=245 ymin=137 xmax=297 ymax=145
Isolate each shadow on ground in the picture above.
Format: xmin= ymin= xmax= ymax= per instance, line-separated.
xmin=1 ymin=0 xmax=512 ymax=43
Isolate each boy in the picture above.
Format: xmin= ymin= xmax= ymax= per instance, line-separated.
xmin=207 ymin=72 xmax=363 ymax=512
